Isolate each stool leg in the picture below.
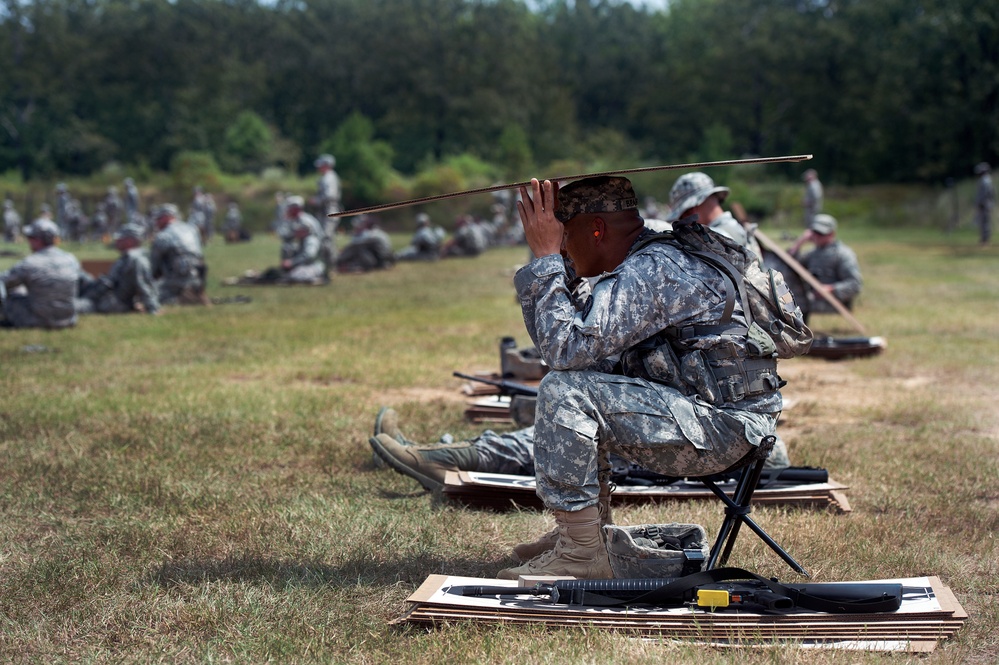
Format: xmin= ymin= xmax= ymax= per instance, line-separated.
xmin=703 ymin=457 xmax=810 ymax=577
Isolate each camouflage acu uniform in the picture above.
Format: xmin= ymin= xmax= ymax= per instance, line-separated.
xmin=513 ymin=229 xmax=781 ymax=512
xmin=803 ymin=174 xmax=823 ymax=227
xmin=708 ymin=211 xmax=750 ymax=250
xmin=1 ymin=245 xmax=81 ymax=329
xmin=796 ymin=241 xmax=862 ymax=314
xmin=396 ymin=214 xmax=442 ymax=261
xmin=124 ymin=179 xmax=140 ymax=220
xmin=283 ymin=213 xmax=327 ymax=283
xmin=3 ymin=200 xmax=20 ymax=242
xmin=336 ymin=223 xmax=394 ymax=272
xmin=442 ymin=219 xmax=487 ymax=257
xmin=316 ymin=168 xmax=341 ymax=216
xmin=975 ymin=166 xmax=995 ymax=244
xmin=77 ymin=249 xmax=159 ymax=315
xmin=150 ymin=218 xmax=205 ymax=304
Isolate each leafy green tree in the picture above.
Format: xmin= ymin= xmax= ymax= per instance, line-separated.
xmin=222 ymin=111 xmax=272 ymax=173
xmin=320 ymin=112 xmax=395 ymax=206
xmin=170 ymin=150 xmax=221 ymax=196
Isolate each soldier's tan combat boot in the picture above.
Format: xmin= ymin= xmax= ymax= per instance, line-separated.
xmin=498 ymin=505 xmax=613 ymax=580
xmin=369 ymin=433 xmax=478 ymax=493
xmin=511 ymin=484 xmax=613 ymax=563
xmin=371 ymin=407 xmax=415 ymax=468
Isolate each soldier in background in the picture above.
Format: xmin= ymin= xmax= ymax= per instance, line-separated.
xmin=3 ymin=197 xmax=20 ymax=243
xmin=149 ymin=203 xmax=207 ymax=305
xmin=76 ymin=223 xmax=159 ymax=315
xmin=189 ymin=186 xmax=213 ymax=243
xmin=272 ymin=191 xmax=288 ymax=235
xmin=802 ymin=168 xmax=823 ymax=228
xmin=335 ymin=216 xmax=394 ymax=273
xmin=314 ymin=154 xmax=342 ymax=216
xmin=395 ymin=212 xmax=443 ymax=261
xmin=54 ymin=183 xmax=71 ymax=237
xmin=103 ymin=186 xmax=123 ymax=234
xmin=277 ymin=196 xmax=328 ymax=284
xmin=124 ymin=178 xmax=140 ymax=222
xmin=314 ymin=154 xmax=342 ymax=264
xmin=788 ymin=213 xmax=862 ymax=322
xmin=64 ymin=197 xmax=89 ymax=242
xmin=974 ymin=162 xmax=995 ymax=246
xmin=223 ymin=202 xmax=248 ymax=243
xmin=0 ymin=219 xmax=81 ymax=329
xmin=440 ymin=214 xmax=487 ymax=258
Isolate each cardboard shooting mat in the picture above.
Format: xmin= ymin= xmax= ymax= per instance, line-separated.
xmin=442 ymin=471 xmax=852 ymax=514
xmin=395 ymin=574 xmax=966 ymax=653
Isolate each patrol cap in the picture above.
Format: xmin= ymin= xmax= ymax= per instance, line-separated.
xmin=810 ymin=213 xmax=837 ymax=235
xmin=415 ymin=212 xmax=430 ymax=225
xmin=113 ymin=223 xmax=145 ymax=242
xmin=554 ymin=176 xmax=639 ymax=223
xmin=666 ymin=172 xmax=729 ymax=222
xmin=314 ymin=154 xmax=335 ymax=168
xmin=285 ymin=195 xmax=305 ymax=208
xmin=23 ymin=218 xmax=61 ymax=240
xmin=152 ymin=203 xmax=180 ymax=219
xmin=975 ymin=162 xmax=991 ymax=175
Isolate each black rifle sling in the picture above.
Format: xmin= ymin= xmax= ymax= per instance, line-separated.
xmin=560 ymin=567 xmax=903 ymax=614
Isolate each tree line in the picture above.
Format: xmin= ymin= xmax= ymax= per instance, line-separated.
xmin=2 ymin=0 xmax=997 ymax=203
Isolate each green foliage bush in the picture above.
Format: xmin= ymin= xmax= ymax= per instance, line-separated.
xmin=170 ymin=151 xmax=222 ymax=195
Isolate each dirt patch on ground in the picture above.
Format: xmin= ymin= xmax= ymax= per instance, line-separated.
xmin=777 ymin=356 xmax=998 ymax=441
xmin=376 ymin=386 xmax=469 ymax=405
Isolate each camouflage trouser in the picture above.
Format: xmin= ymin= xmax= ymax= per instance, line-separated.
xmin=976 ymin=205 xmax=993 ymax=244
xmin=533 ymin=370 xmax=777 ymax=512
xmin=467 ymin=426 xmax=790 ymax=478
xmin=470 ymin=427 xmax=536 ymax=475
xmin=158 ymin=278 xmax=204 ymax=305
xmin=75 ymin=294 xmax=133 ymax=315
xmin=3 ymin=294 xmax=45 ymax=328
xmin=284 ymin=263 xmax=327 ymax=284
xmin=2 ymin=294 xmax=75 ymax=329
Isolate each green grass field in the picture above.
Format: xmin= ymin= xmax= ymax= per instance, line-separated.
xmin=1 ymin=215 xmax=997 ymax=663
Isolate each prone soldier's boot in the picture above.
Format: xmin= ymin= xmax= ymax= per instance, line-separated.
xmin=498 ymin=505 xmax=613 ymax=580
xmin=511 ymin=482 xmax=613 ymax=563
xmin=371 ymin=407 xmax=416 ymax=468
xmin=369 ymin=433 xmax=478 ymax=493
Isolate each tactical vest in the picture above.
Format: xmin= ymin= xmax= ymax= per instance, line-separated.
xmin=621 ymin=221 xmax=812 ymax=405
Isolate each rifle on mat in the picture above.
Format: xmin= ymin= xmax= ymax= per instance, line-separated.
xmin=453 ymin=371 xmax=540 ymax=398
xmin=446 ymin=567 xmax=905 ymax=614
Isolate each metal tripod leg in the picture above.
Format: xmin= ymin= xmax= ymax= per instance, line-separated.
xmin=703 ymin=456 xmax=810 ymax=577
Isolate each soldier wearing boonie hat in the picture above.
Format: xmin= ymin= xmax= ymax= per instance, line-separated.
xmin=664 ymin=172 xmax=757 ymax=255
xmin=808 ymin=213 xmax=837 ymax=235
xmin=23 ymin=218 xmax=61 ymax=241
xmin=789 ymin=212 xmax=862 ymax=320
xmin=665 ymin=172 xmax=730 ymax=223
xmin=1 ymin=215 xmax=81 ymax=329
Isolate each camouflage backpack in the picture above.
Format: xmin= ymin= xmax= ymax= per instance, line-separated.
xmin=656 ymin=220 xmax=813 ymax=360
